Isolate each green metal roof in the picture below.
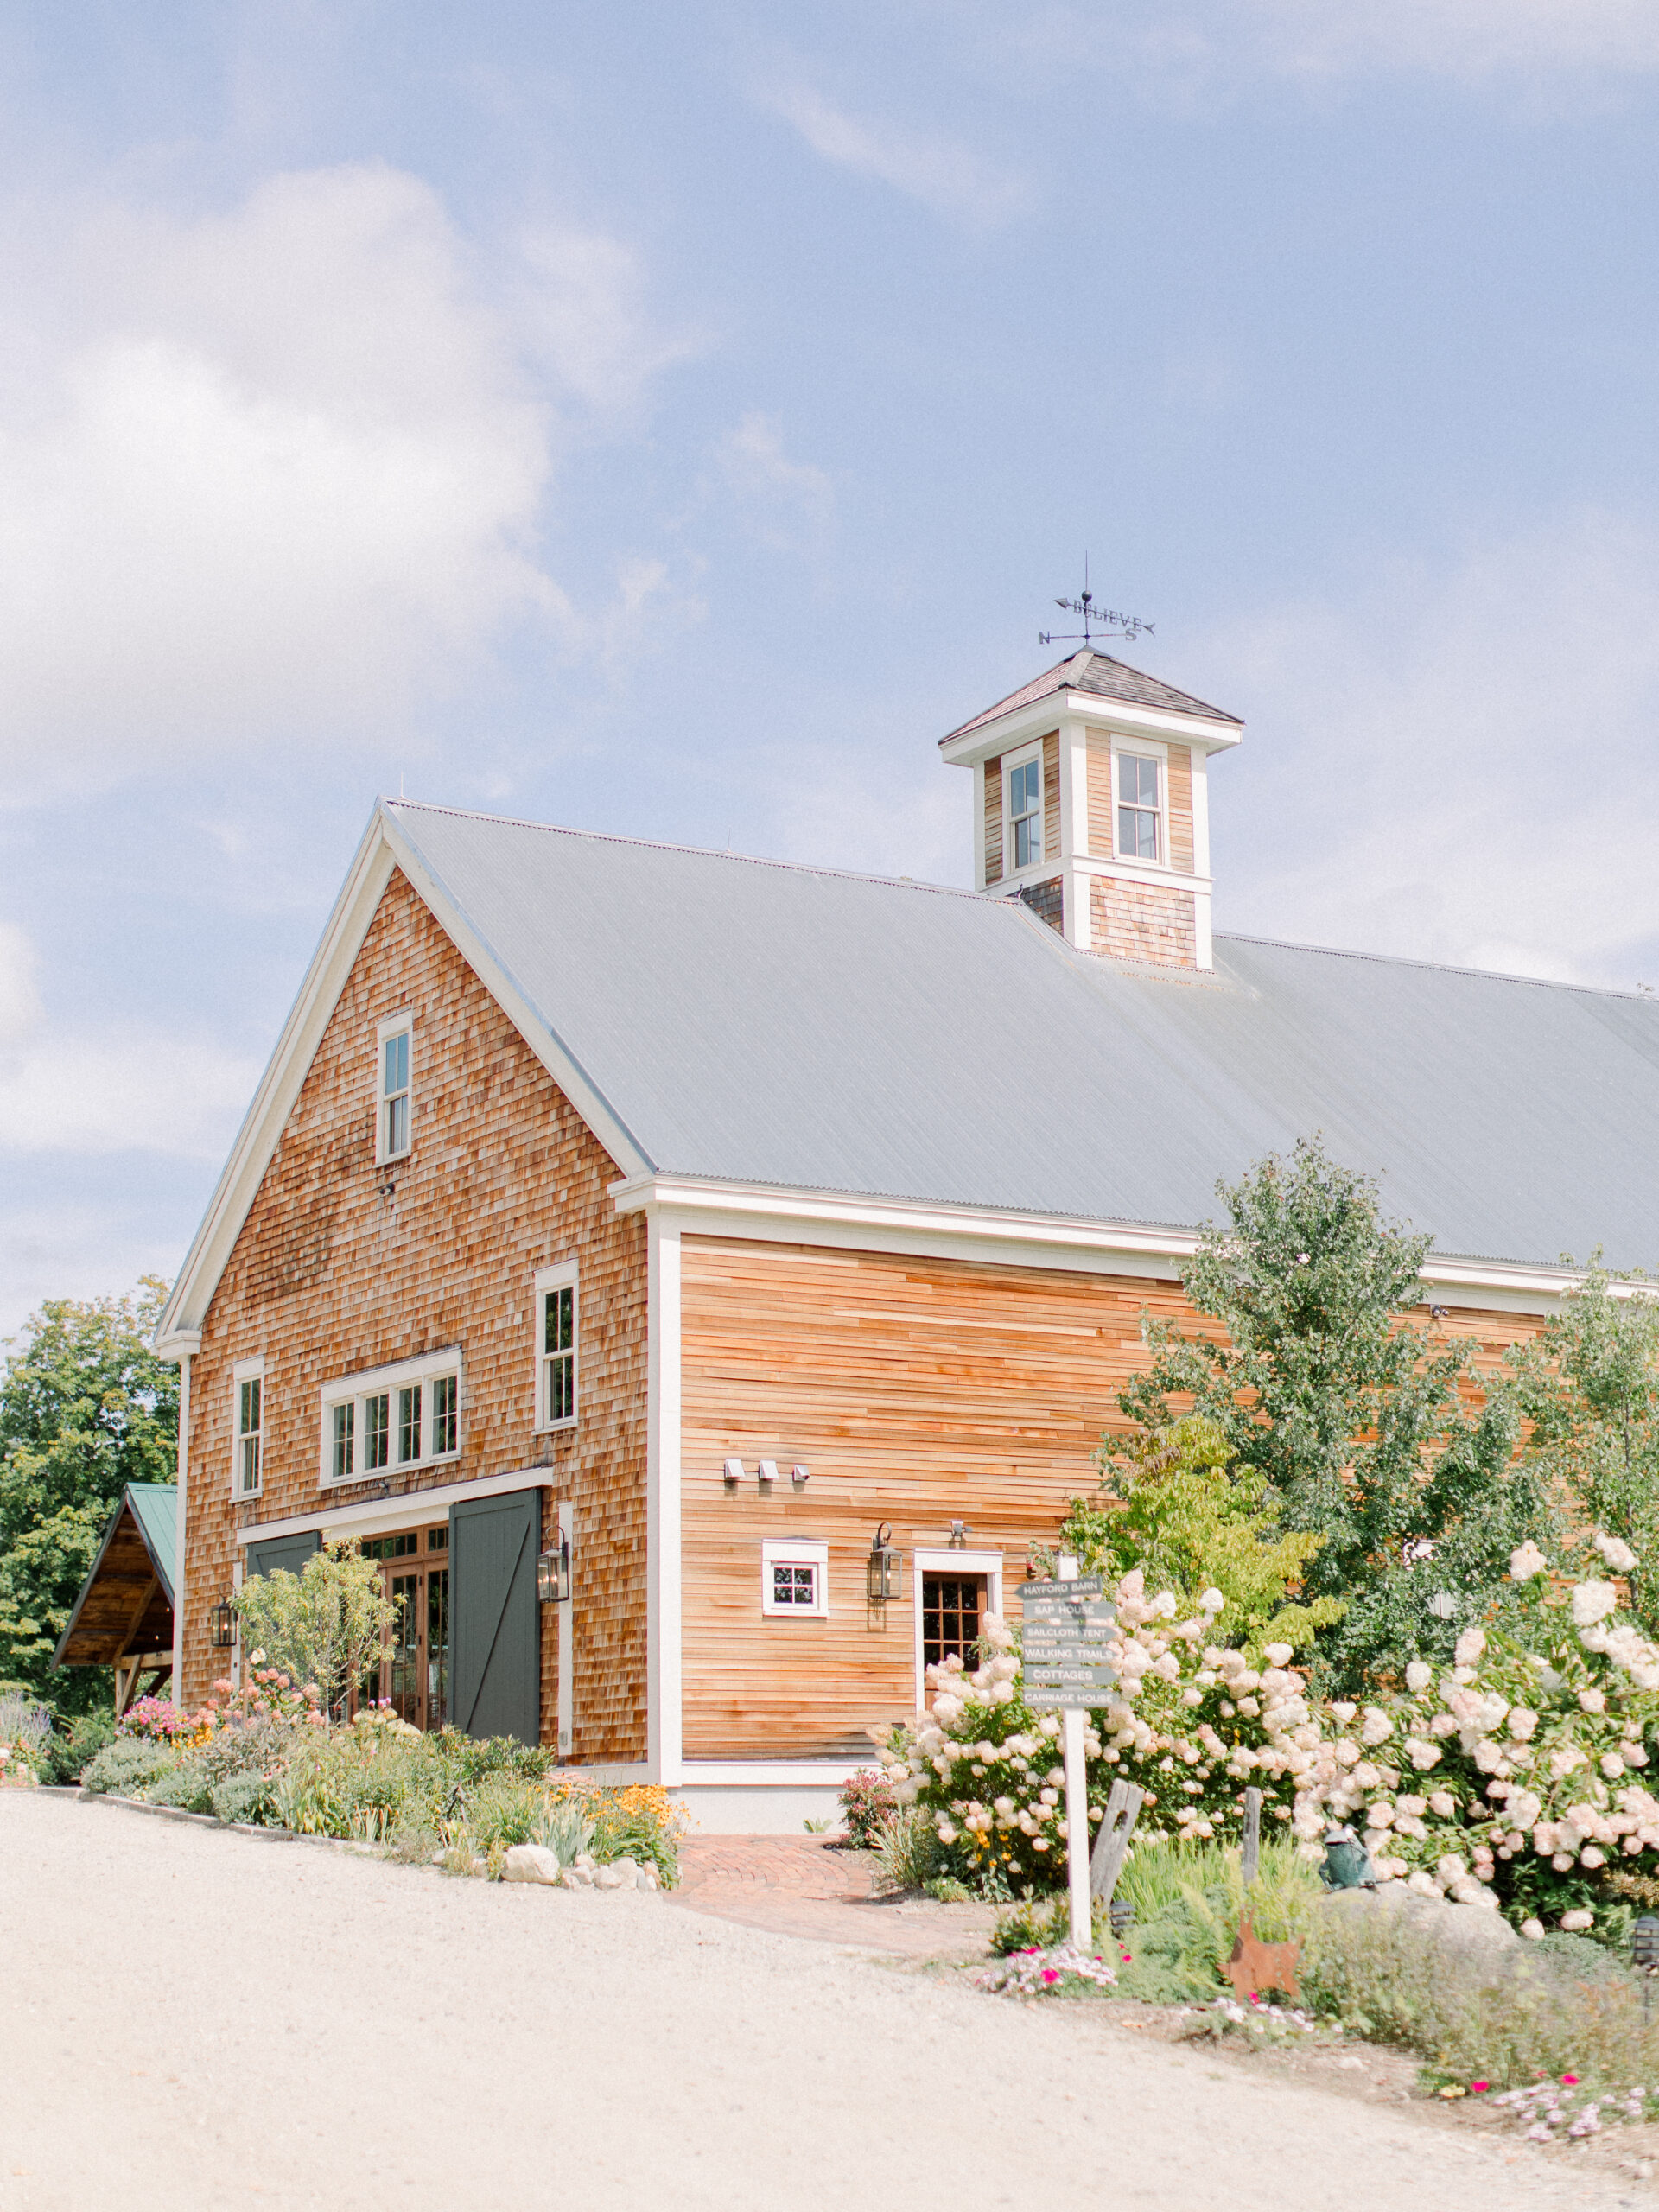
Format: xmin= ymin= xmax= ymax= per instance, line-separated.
xmin=124 ymin=1484 xmax=178 ymax=1604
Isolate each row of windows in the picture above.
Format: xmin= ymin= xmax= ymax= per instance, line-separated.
xmin=231 ymin=1268 xmax=578 ymax=1500
xmin=1001 ymin=742 xmax=1167 ymax=873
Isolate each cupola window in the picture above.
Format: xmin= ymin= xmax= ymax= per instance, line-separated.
xmin=1009 ymin=755 xmax=1043 ymax=869
xmin=1117 ymin=753 xmax=1161 ymax=861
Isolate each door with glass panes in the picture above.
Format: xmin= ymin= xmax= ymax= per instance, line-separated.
xmin=359 ymin=1526 xmax=451 ymax=1732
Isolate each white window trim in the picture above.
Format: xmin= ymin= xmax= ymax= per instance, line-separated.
xmin=232 ymin=1356 xmax=265 ymax=1501
xmin=762 ymin=1539 xmax=830 ymax=1619
xmin=375 ymin=1009 xmax=414 ymax=1166
xmin=1112 ymin=737 xmax=1167 ymax=868
xmin=913 ymin=1548 xmax=1004 ymax=1706
xmin=534 ymin=1262 xmax=579 ymax=1433
xmin=317 ymin=1344 xmax=463 ymax=1490
xmin=1002 ymin=742 xmax=1046 ymax=878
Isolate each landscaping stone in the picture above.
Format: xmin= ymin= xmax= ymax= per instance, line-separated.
xmin=503 ymin=1844 xmax=563 ymax=1886
xmin=1317 ymin=1879 xmax=1520 ymax=1966
xmin=560 ymin=1863 xmax=594 ymax=1889
xmin=592 ymin=1863 xmax=627 ymax=1890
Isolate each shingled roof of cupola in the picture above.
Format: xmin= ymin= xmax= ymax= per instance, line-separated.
xmin=939 ymin=648 xmax=1242 ymax=747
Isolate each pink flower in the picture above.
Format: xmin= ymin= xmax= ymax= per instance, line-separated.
xmin=1471 ymin=2082 xmax=1490 ymax=2094
xmin=1041 ymin=1969 xmax=1060 ymax=1985
xmin=1562 ymin=2075 xmax=1579 ymax=2086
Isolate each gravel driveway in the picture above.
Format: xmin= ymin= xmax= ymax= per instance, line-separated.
xmin=0 ymin=1793 xmax=1643 ymax=2212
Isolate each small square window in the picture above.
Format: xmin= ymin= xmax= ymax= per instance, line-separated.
xmin=761 ymin=1541 xmax=830 ymax=1618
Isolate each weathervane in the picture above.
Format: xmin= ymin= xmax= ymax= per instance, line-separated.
xmin=1040 ymin=556 xmax=1154 ymax=650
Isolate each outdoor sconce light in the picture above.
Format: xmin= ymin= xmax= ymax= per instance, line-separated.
xmin=537 ymin=1536 xmax=571 ymax=1605
xmin=757 ymin=1460 xmax=779 ymax=1491
xmin=791 ymin=1465 xmax=810 ymax=1490
xmin=722 ymin=1458 xmax=743 ymax=1489
xmin=866 ymin=1523 xmax=900 ymax=1605
xmin=948 ymin=1521 xmax=971 ymax=1550
xmin=208 ymin=1596 xmax=235 ymax=1649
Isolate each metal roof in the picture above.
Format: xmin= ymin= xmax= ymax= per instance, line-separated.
xmin=52 ymin=1484 xmax=177 ymax=1668
xmin=941 ymin=649 xmax=1243 ymax=744
xmin=387 ymin=801 xmax=1659 ymax=1273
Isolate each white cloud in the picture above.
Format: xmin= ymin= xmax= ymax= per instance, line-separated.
xmin=1242 ymin=0 xmax=1659 ymax=81
xmin=1203 ymin=511 xmax=1659 ymax=986
xmin=756 ymin=83 xmax=1030 ymax=226
xmin=0 ymin=924 xmax=42 ymax=1046
xmin=0 ymin=1024 xmax=260 ymax=1156
xmin=0 ymin=165 xmax=686 ymax=805
xmin=715 ymin=412 xmax=834 ymax=550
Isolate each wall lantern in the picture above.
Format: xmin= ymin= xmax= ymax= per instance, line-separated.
xmin=948 ymin=1520 xmax=971 ymax=1550
xmin=867 ymin=1523 xmax=901 ymax=1605
xmin=208 ymin=1596 xmax=235 ymax=1649
xmin=537 ymin=1536 xmax=571 ymax=1605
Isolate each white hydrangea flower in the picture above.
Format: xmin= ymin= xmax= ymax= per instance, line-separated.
xmin=1520 ymin=1918 xmax=1544 ymax=1939
xmin=1427 ymin=1791 xmax=1456 ymax=1818
xmin=1595 ymin=1531 xmax=1638 ymax=1573
xmin=1507 ymin=1706 xmax=1538 ymax=1741
xmin=1572 ymin=1581 xmax=1618 ymax=1627
xmin=1454 ymin=1627 xmax=1486 ymax=1668
xmin=1405 ymin=1661 xmax=1433 ymax=1693
xmin=1360 ymin=1707 xmax=1394 ymax=1745
xmin=1579 ymin=1688 xmax=1607 ymax=1713
xmin=1262 ymin=1643 xmax=1294 ymax=1668
xmin=1510 ymin=1541 xmax=1548 ymax=1580
xmin=1199 ymin=1588 xmax=1224 ymax=1613
xmin=1561 ymin=1908 xmax=1594 ymax=1932
xmin=1405 ymin=1738 xmax=1443 ymax=1771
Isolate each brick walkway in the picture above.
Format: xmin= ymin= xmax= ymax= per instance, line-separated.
xmin=668 ymin=1835 xmax=1000 ymax=1958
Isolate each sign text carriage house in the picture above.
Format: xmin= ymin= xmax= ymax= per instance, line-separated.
xmin=154 ymin=647 xmax=1659 ymax=1829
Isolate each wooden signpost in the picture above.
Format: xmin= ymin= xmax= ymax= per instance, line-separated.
xmin=1020 ymin=1558 xmax=1121 ymax=1948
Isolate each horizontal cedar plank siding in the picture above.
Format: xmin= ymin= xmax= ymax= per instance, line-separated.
xmin=1085 ymin=734 xmax=1113 ymax=857
xmin=678 ymin=1236 xmax=1199 ymax=1758
xmin=1166 ymin=743 xmax=1194 ymax=872
xmin=983 ymin=754 xmax=1002 ymax=884
xmin=1042 ymin=730 xmax=1060 ymax=864
xmin=678 ymin=1236 xmax=1548 ymax=1759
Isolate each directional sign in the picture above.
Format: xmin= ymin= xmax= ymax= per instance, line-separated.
xmin=1020 ymin=1574 xmax=1104 ymax=1599
xmin=1023 ymin=1598 xmax=1116 ymax=1628
xmin=1026 ymin=1668 xmax=1118 ymax=1710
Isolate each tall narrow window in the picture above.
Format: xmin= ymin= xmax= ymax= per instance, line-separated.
xmin=365 ymin=1391 xmax=391 ymax=1471
xmin=236 ymin=1372 xmax=263 ymax=1497
xmin=397 ymin=1382 xmax=423 ymax=1464
xmin=331 ymin=1400 xmax=354 ymax=1482
xmin=1117 ymin=753 xmax=1160 ymax=861
xmin=1008 ymin=755 xmax=1043 ymax=869
xmin=379 ymin=1019 xmax=411 ymax=1160
xmin=431 ymin=1373 xmax=458 ymax=1458
xmin=537 ymin=1268 xmax=577 ymax=1430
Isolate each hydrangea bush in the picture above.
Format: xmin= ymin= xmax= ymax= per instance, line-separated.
xmin=1292 ymin=1535 xmax=1659 ymax=1930
xmin=889 ymin=1568 xmax=1324 ymax=1891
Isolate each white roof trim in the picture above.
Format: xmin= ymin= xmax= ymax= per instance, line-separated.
xmin=156 ymin=802 xmax=653 ymax=1348
xmin=609 ymin=1171 xmax=1626 ymax=1313
xmin=236 ymin=1465 xmax=550 ymax=1547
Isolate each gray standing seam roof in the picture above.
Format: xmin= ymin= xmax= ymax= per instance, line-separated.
xmin=388 ymin=801 xmax=1659 ymax=1275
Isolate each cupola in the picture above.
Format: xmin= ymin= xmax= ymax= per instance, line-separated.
xmin=938 ymin=648 xmax=1243 ymax=969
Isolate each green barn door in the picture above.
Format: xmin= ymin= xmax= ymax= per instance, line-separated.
xmin=245 ymin=1530 xmax=321 ymax=1580
xmin=449 ymin=1489 xmax=542 ymax=1745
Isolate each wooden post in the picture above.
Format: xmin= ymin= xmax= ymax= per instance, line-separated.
xmin=1089 ymin=1778 xmax=1143 ymax=1909
xmin=1058 ymin=1554 xmax=1090 ymax=1952
xmin=1241 ymin=1786 xmax=1262 ymax=1890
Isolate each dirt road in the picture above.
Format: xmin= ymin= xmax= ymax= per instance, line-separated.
xmin=0 ymin=1793 xmax=1641 ymax=2212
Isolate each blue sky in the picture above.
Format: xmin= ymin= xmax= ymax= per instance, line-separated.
xmin=4 ymin=0 xmax=1659 ymax=1334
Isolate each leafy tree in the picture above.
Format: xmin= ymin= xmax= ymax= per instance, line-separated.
xmin=0 ymin=1281 xmax=178 ymax=1714
xmin=1116 ymin=1138 xmax=1548 ymax=1690
xmin=233 ymin=1543 xmax=398 ymax=1713
xmin=1508 ymin=1266 xmax=1659 ymax=1631
xmin=1050 ymin=1414 xmax=1343 ymax=1656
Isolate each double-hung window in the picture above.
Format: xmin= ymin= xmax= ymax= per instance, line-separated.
xmin=1116 ymin=752 xmax=1162 ymax=862
xmin=1007 ymin=753 xmax=1043 ymax=871
xmin=232 ymin=1357 xmax=264 ymax=1499
xmin=378 ymin=1014 xmax=412 ymax=1162
xmin=536 ymin=1265 xmax=578 ymax=1431
xmin=319 ymin=1348 xmax=461 ymax=1488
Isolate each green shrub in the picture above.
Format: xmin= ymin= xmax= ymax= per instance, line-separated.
xmin=212 ymin=1772 xmax=276 ymax=1825
xmin=37 ymin=1709 xmax=116 ymax=1786
xmin=871 ymin=1806 xmax=944 ymax=1892
xmin=145 ymin=1761 xmax=216 ymax=1812
xmin=81 ymin=1738 xmax=177 ymax=1796
xmin=838 ymin=1768 xmax=899 ymax=1846
xmin=466 ymin=1774 xmax=541 ymax=1852
xmin=531 ymin=1796 xmax=596 ymax=1866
